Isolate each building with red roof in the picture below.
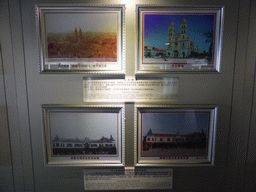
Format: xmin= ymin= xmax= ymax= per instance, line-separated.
xmin=143 ymin=128 xmax=206 ymax=150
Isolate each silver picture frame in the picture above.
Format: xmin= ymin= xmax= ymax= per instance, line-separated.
xmin=134 ymin=104 xmax=217 ymax=166
xmin=136 ymin=5 xmax=224 ymax=74
xmin=42 ymin=104 xmax=125 ymax=166
xmin=36 ymin=4 xmax=125 ymax=74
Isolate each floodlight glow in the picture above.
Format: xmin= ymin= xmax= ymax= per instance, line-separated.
xmin=121 ymin=0 xmax=135 ymax=8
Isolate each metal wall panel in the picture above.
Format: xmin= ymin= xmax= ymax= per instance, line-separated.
xmin=244 ymin=0 xmax=256 ymax=191
xmin=2 ymin=0 xmax=256 ymax=191
xmin=0 ymin=1 xmax=14 ymax=189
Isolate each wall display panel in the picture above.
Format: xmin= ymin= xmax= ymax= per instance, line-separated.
xmin=36 ymin=4 xmax=125 ymax=74
xmin=136 ymin=5 xmax=224 ymax=73
xmin=135 ymin=105 xmax=217 ymax=166
xmin=42 ymin=104 xmax=125 ymax=166
xmin=3 ymin=0 xmax=240 ymax=190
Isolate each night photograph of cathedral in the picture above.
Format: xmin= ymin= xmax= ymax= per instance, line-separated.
xmin=143 ymin=13 xmax=216 ymax=64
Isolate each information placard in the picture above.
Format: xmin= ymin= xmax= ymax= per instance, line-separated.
xmin=84 ymin=167 xmax=173 ymax=190
xmin=83 ymin=78 xmax=178 ymax=102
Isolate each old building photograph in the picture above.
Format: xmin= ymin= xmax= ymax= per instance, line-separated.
xmin=141 ymin=111 xmax=210 ymax=157
xmin=52 ymin=135 xmax=116 ymax=155
xmin=48 ymin=112 xmax=119 ymax=156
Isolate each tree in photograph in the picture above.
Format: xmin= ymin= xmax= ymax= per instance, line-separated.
xmin=204 ymin=30 xmax=213 ymax=58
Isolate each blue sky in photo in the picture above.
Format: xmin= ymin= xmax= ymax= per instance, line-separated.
xmin=142 ymin=112 xmax=210 ymax=136
xmin=143 ymin=14 xmax=215 ymax=52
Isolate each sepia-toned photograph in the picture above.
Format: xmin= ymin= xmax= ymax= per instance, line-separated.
xmin=36 ymin=5 xmax=124 ymax=73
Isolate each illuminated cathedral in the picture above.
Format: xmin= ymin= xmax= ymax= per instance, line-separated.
xmin=166 ymin=18 xmax=194 ymax=58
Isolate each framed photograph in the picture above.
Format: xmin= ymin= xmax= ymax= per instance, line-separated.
xmin=136 ymin=6 xmax=224 ymax=73
xmin=36 ymin=5 xmax=125 ymax=74
xmin=42 ymin=104 xmax=124 ymax=166
xmin=135 ymin=105 xmax=217 ymax=165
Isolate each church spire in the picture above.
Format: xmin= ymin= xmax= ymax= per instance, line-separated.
xmin=180 ymin=17 xmax=188 ymax=34
xmin=146 ymin=129 xmax=154 ymax=136
xmin=170 ymin=21 xmax=175 ymax=27
xmin=168 ymin=21 xmax=176 ymax=37
xmin=181 ymin=17 xmax=187 ymax=24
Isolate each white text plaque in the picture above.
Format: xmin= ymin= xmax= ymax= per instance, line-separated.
xmin=83 ymin=78 xmax=178 ymax=102
xmin=84 ymin=167 xmax=173 ymax=190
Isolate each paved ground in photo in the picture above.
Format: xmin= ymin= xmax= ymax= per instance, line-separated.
xmin=142 ymin=148 xmax=207 ymax=156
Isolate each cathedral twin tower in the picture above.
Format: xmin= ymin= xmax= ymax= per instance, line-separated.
xmin=166 ymin=18 xmax=194 ymax=58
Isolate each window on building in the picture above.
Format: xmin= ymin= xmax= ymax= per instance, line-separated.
xmin=167 ymin=138 xmax=170 ymax=141
xmin=147 ymin=138 xmax=150 ymax=141
xmin=160 ymin=138 xmax=163 ymax=141
xmin=67 ymin=143 xmax=72 ymax=147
